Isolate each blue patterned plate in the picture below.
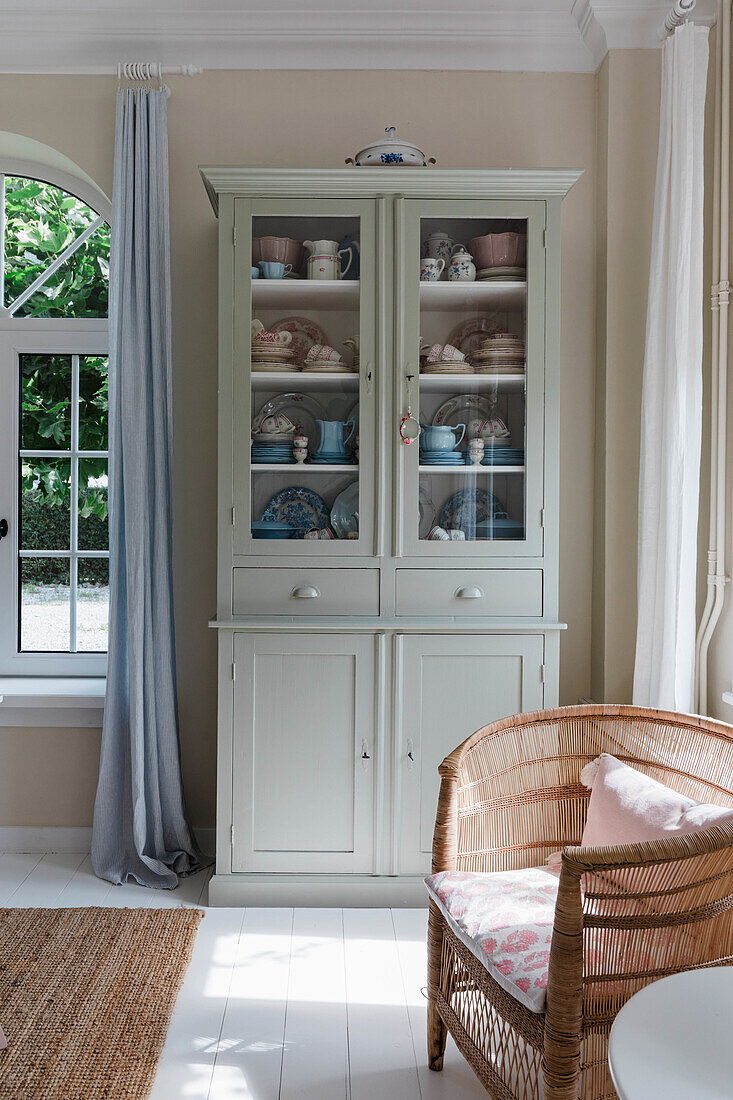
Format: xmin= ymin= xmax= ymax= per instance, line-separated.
xmin=438 ymin=488 xmax=506 ymax=531
xmin=263 ymin=486 xmax=330 ymax=532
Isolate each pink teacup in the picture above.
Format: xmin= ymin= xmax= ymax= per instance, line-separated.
xmin=440 ymin=344 xmax=465 ymax=362
xmin=304 ymin=527 xmax=335 ymax=540
xmin=251 ymin=319 xmax=292 ymax=345
xmin=306 ymin=344 xmax=342 ymax=363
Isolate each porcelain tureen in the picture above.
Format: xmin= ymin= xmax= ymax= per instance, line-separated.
xmin=345 ymin=126 xmax=436 ymax=167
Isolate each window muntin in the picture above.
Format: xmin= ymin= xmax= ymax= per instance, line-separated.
xmin=18 ymin=353 xmax=109 ymax=653
xmin=0 ymin=169 xmax=110 ymax=672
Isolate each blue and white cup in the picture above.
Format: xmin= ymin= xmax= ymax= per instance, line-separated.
xmin=259 ymin=261 xmax=293 ymax=279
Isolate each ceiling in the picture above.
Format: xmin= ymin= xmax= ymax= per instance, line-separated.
xmin=0 ymin=0 xmax=718 ymax=75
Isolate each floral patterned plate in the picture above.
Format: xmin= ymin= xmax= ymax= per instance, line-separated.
xmin=432 ymin=394 xmax=494 ymax=446
xmin=446 ymin=317 xmax=502 ymax=360
xmin=263 ymin=487 xmax=330 ymax=534
xmin=270 ymin=316 xmax=329 ymax=366
xmin=252 ymin=393 xmax=326 ymax=450
xmin=438 ymin=487 xmax=507 ymax=532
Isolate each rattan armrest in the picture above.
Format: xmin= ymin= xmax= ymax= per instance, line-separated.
xmin=543 ymin=822 xmax=733 ymax=1100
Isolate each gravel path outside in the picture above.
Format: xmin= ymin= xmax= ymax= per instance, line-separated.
xmin=21 ymin=583 xmax=109 ymax=652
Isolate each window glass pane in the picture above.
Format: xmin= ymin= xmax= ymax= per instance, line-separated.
xmin=20 ymin=558 xmax=70 ymax=652
xmin=77 ymin=558 xmax=109 ymax=652
xmin=78 ymin=355 xmax=108 ymax=450
xmin=78 ymin=458 xmax=108 ymax=551
xmin=11 ymin=222 xmax=110 ymax=318
xmin=20 ymin=457 xmax=71 ymax=550
xmin=5 ymin=177 xmax=109 ymax=316
xmin=20 ymin=354 xmax=71 ymax=449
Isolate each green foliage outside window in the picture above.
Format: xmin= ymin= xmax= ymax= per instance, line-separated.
xmin=4 ymin=176 xmax=109 ymax=317
xmin=8 ymin=177 xmax=110 ymax=586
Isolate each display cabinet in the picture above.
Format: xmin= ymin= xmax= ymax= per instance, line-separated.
xmin=201 ymin=166 xmax=580 ymax=906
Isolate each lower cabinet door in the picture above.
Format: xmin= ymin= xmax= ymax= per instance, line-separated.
xmin=232 ymin=633 xmax=376 ymax=873
xmin=396 ymin=633 xmax=545 ymax=875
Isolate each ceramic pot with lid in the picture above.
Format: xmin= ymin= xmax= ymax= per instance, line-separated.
xmin=345 ymin=126 xmax=436 ymax=167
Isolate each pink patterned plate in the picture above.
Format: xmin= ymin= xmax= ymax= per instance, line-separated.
xmin=447 ymin=317 xmax=502 ymax=360
xmin=270 ymin=316 xmax=329 ymax=367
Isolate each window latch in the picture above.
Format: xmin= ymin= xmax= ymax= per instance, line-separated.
xmin=0 ymin=519 xmax=7 ymax=541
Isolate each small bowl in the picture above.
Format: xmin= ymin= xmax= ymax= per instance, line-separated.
xmin=468 ymin=232 xmax=527 ymax=270
xmin=252 ymin=236 xmax=304 ymax=271
xmin=251 ymin=266 xmax=260 ymax=279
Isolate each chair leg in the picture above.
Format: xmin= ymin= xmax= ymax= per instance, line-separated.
xmin=427 ymin=902 xmax=448 ymax=1070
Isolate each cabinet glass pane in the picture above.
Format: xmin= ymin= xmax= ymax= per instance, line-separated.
xmin=417 ymin=217 xmax=527 ymax=542
xmin=249 ymin=214 xmax=362 ymax=544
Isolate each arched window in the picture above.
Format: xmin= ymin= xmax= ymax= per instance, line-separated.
xmin=0 ymin=142 xmax=110 ymax=678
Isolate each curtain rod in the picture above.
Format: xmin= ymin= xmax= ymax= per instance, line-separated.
xmin=660 ymin=0 xmax=697 ymax=38
xmin=117 ymin=63 xmax=203 ymax=97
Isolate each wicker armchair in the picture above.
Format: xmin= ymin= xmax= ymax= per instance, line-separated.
xmin=427 ymin=704 xmax=733 ymax=1100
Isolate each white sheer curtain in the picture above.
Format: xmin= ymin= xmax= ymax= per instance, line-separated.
xmin=633 ymin=22 xmax=709 ymax=711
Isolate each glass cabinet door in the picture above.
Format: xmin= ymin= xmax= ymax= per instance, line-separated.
xmin=233 ymin=198 xmax=376 ymax=555
xmin=397 ymin=199 xmax=545 ymax=557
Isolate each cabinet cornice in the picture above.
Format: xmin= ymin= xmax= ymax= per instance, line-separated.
xmin=200 ymin=167 xmax=584 ymax=213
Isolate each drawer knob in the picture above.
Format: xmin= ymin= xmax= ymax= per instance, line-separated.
xmin=455 ymin=585 xmax=484 ymax=600
xmin=291 ymin=585 xmax=320 ymax=599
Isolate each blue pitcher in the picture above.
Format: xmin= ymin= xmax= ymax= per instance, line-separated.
xmin=338 ymin=235 xmax=360 ymax=281
xmin=315 ymin=419 xmax=356 ymax=456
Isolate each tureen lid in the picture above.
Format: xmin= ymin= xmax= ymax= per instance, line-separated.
xmin=346 ymin=126 xmax=436 ymax=166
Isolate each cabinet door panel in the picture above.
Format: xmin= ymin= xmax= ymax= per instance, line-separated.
xmin=394 ymin=197 xmax=546 ymax=558
xmin=396 ymin=634 xmax=544 ymax=874
xmin=232 ymin=633 xmax=375 ymax=873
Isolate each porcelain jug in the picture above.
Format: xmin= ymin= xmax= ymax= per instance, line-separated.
xmin=447 ymin=245 xmax=477 ymax=282
xmin=338 ymin=235 xmax=360 ymax=280
xmin=303 ymin=239 xmax=340 ymax=257
xmin=315 ymin=419 xmax=356 ymax=455
xmin=420 ymin=423 xmax=466 ymax=451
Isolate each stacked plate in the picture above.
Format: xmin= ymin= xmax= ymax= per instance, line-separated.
xmin=471 ymin=333 xmax=526 ymax=374
xmin=477 ymin=265 xmax=526 ymax=281
xmin=420 ymin=449 xmax=465 ymax=465
xmin=481 ymin=446 xmax=525 ymax=466
xmin=421 ymin=358 xmax=474 ymax=375
xmin=251 ymin=436 xmax=295 ymax=464
xmin=251 ymin=343 xmax=300 ymax=372
xmin=302 ymin=359 xmax=358 ymax=374
xmin=309 ymin=449 xmax=357 ymax=465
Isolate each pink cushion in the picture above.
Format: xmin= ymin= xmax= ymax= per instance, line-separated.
xmin=581 ymin=753 xmax=733 ymax=848
xmin=425 ymin=867 xmax=560 ymax=1013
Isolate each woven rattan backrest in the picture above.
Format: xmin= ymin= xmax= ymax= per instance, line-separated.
xmin=437 ymin=705 xmax=733 ymax=874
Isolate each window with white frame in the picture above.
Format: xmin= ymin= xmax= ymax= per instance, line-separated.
xmin=0 ymin=170 xmax=109 ymax=676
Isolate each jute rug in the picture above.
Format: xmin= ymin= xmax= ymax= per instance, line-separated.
xmin=0 ymin=906 xmax=203 ymax=1099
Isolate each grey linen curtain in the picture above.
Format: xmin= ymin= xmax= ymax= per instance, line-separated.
xmin=92 ymin=88 xmax=209 ymax=887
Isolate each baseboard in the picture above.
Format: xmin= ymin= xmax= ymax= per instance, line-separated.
xmin=0 ymin=826 xmax=92 ymax=852
xmin=0 ymin=825 xmax=216 ymax=855
xmin=208 ymin=872 xmax=429 ymax=908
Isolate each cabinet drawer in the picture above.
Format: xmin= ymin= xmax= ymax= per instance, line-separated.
xmin=395 ymin=569 xmax=542 ymax=617
xmin=233 ymin=568 xmax=380 ymax=616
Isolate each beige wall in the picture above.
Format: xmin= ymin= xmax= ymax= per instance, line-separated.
xmin=592 ymin=50 xmax=662 ymax=703
xmin=0 ymin=69 xmax=598 ymax=829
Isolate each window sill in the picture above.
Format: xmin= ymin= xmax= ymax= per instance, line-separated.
xmin=0 ymin=677 xmax=105 ymax=727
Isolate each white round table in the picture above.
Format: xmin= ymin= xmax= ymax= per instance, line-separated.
xmin=608 ymin=968 xmax=733 ymax=1100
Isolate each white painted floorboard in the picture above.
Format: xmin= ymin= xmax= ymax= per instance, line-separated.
xmin=0 ymin=852 xmax=485 ymax=1100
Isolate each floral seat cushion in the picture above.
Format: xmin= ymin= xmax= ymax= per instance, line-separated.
xmin=425 ymin=867 xmax=560 ymax=1013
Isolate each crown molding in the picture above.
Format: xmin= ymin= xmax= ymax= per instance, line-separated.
xmin=0 ymin=1 xmax=717 ymax=76
xmin=592 ymin=0 xmax=716 ymax=48
xmin=199 ymin=166 xmax=584 ymax=213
